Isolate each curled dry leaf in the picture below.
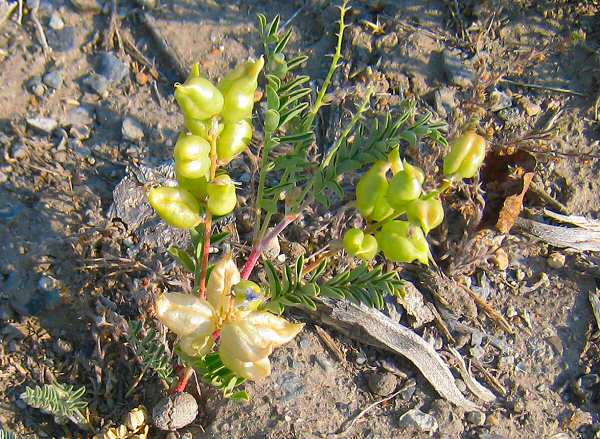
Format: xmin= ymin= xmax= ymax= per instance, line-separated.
xmin=496 ymin=172 xmax=534 ymax=234
xmin=447 ymin=347 xmax=496 ymax=403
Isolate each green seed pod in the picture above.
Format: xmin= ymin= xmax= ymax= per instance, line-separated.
xmin=217 ymin=119 xmax=253 ymax=164
xmin=219 ymin=57 xmax=264 ymax=122
xmin=267 ymin=53 xmax=288 ymax=79
xmin=173 ymin=134 xmax=211 ymax=179
xmin=375 ymin=220 xmax=429 ymax=265
xmin=387 ymin=147 xmax=403 ymax=174
xmin=176 ymin=170 xmax=208 ymax=201
xmin=233 ymin=280 xmax=264 ymax=311
xmin=443 ymin=131 xmax=486 ymax=179
xmin=148 ymin=186 xmax=202 ymax=229
xmin=343 ymin=228 xmax=378 ymax=262
xmin=175 ymin=64 xmax=224 ymax=120
xmin=207 ymin=174 xmax=237 ymax=216
xmin=184 ymin=116 xmax=210 ymax=139
xmin=385 ymin=160 xmax=425 ymax=210
xmin=356 ymin=161 xmax=394 ymax=221
xmin=406 ymin=197 xmax=444 ymax=235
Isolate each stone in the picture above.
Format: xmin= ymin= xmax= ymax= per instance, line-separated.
xmin=152 ymin=393 xmax=198 ymax=431
xmin=366 ymin=372 xmax=398 ymax=396
xmin=262 ymin=228 xmax=281 ymax=260
xmin=492 ymin=248 xmax=509 ymax=270
xmin=43 ymin=70 xmax=63 ymax=89
xmin=27 ymin=117 xmax=58 ymax=134
xmin=38 ymin=275 xmax=57 ymax=292
xmin=67 ymin=106 xmax=95 ymax=126
xmin=520 ymin=97 xmax=541 ymax=116
xmin=442 ymin=50 xmax=475 ymax=88
xmin=48 ymin=11 xmax=64 ymax=30
xmin=379 ymin=357 xmax=408 ymax=379
xmin=434 ymin=87 xmax=457 ymax=118
xmin=97 ymin=52 xmax=129 ymax=84
xmin=278 ymin=373 xmax=305 ymax=402
xmin=315 ymin=356 xmax=335 ymax=374
xmin=467 ymin=410 xmax=486 ymax=426
xmin=11 ymin=142 xmax=28 ymax=159
xmin=471 ymin=330 xmax=485 ymax=347
xmin=27 ymin=76 xmax=46 ymax=96
xmin=399 ymin=378 xmax=416 ymax=401
xmin=69 ymin=125 xmax=91 ymax=140
xmin=83 ymin=74 xmax=109 ymax=96
xmin=398 ymin=408 xmax=438 ymax=433
xmin=47 ymin=27 xmax=77 ymax=52
xmin=69 ymin=0 xmax=102 ymax=12
xmin=122 ymin=117 xmax=145 ymax=142
xmin=547 ymin=252 xmax=565 ymax=269
xmin=396 ymin=282 xmax=434 ymax=328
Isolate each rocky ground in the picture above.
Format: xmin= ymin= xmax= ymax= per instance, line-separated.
xmin=1 ymin=0 xmax=600 ymax=438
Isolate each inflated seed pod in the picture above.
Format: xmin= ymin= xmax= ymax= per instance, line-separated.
xmin=406 ymin=197 xmax=444 ymax=235
xmin=148 ymin=186 xmax=202 ymax=229
xmin=155 ymin=292 xmax=215 ymax=337
xmin=219 ymin=57 xmax=264 ymax=122
xmin=174 ymin=134 xmax=211 ymax=179
xmin=388 ymin=147 xmax=403 ymax=174
xmin=443 ymin=131 xmax=486 ymax=179
xmin=176 ymin=171 xmax=208 ymax=201
xmin=375 ymin=220 xmax=429 ymax=265
xmin=175 ymin=63 xmax=224 ymax=121
xmin=356 ymin=161 xmax=394 ymax=221
xmin=342 ymin=228 xmax=378 ymax=262
xmin=206 ymin=174 xmax=237 ymax=216
xmin=184 ymin=116 xmax=210 ymax=139
xmin=217 ymin=119 xmax=253 ymax=164
xmin=385 ymin=160 xmax=425 ymax=210
xmin=206 ymin=254 xmax=241 ymax=312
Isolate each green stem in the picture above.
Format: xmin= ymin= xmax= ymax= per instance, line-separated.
xmin=321 ymin=88 xmax=372 ymax=169
xmin=303 ymin=0 xmax=349 ymax=130
xmin=253 ymin=131 xmax=276 ymax=243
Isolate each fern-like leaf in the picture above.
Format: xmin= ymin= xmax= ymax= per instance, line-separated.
xmin=21 ymin=383 xmax=89 ymax=430
xmin=176 ymin=349 xmax=249 ymax=401
xmin=127 ymin=320 xmax=174 ymax=384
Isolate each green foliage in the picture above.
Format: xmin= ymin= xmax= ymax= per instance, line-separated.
xmin=21 ymin=383 xmax=89 ymax=429
xmin=176 ymin=348 xmax=249 ymax=401
xmin=263 ymin=256 xmax=402 ymax=313
xmin=127 ymin=320 xmax=174 ymax=385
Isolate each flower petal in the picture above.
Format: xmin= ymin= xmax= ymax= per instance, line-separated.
xmin=244 ymin=312 xmax=305 ymax=347
xmin=220 ymin=321 xmax=272 ymax=362
xmin=206 ymin=255 xmax=241 ymax=311
xmin=219 ymin=347 xmax=271 ymax=380
xmin=179 ymin=334 xmax=215 ymax=357
xmin=155 ymin=292 xmax=215 ymax=337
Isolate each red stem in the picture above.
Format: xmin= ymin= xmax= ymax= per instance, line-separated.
xmin=173 ymin=366 xmax=194 ymax=393
xmin=240 ymin=214 xmax=299 ymax=280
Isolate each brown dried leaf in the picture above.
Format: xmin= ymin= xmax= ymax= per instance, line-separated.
xmin=496 ymin=172 xmax=534 ymax=234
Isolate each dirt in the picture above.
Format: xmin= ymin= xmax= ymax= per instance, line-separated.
xmin=1 ymin=0 xmax=600 ymax=438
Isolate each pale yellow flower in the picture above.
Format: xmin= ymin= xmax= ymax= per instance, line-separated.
xmin=155 ymin=255 xmax=304 ymax=381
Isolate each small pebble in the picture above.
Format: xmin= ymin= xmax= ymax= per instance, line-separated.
xmin=121 ymin=116 xmax=145 ymax=142
xmin=28 ymin=76 xmax=46 ymax=96
xmin=366 ymin=372 xmax=398 ymax=397
xmin=467 ymin=411 xmax=486 ymax=426
xmin=399 ymin=378 xmax=417 ymax=401
xmin=12 ymin=143 xmax=28 ymax=159
xmin=42 ymin=70 xmax=63 ymax=89
xmin=547 ymin=252 xmax=565 ymax=269
xmin=470 ymin=345 xmax=485 ymax=360
xmin=442 ymin=49 xmax=475 ymax=88
xmin=398 ymin=408 xmax=438 ymax=433
xmin=97 ymin=52 xmax=129 ymax=83
xmin=67 ymin=106 xmax=95 ymax=126
xmin=492 ymin=248 xmax=509 ymax=270
xmin=83 ymin=74 xmax=109 ymax=96
xmin=27 ymin=117 xmax=58 ymax=134
xmin=47 ymin=27 xmax=77 ymax=52
xmin=153 ymin=392 xmax=198 ymax=431
xmin=48 ymin=11 xmax=64 ymax=30
xmin=70 ymin=125 xmax=91 ymax=140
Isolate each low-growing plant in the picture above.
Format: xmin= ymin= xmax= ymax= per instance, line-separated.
xmin=145 ymin=1 xmax=487 ymax=400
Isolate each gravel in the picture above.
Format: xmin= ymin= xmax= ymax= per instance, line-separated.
xmin=398 ymin=408 xmax=438 ymax=433
xmin=366 ymin=371 xmax=398 ymax=397
xmin=27 ymin=117 xmax=58 ymax=134
xmin=43 ymin=70 xmax=63 ymax=89
xmin=122 ymin=117 xmax=145 ymax=142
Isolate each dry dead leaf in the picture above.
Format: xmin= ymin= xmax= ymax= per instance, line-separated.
xmin=496 ymin=172 xmax=534 ymax=234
